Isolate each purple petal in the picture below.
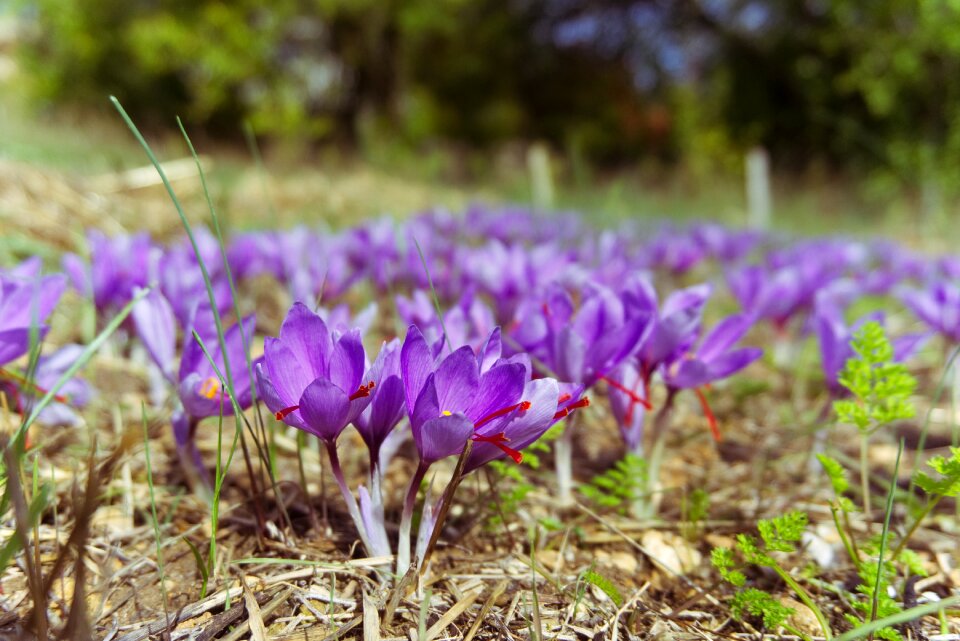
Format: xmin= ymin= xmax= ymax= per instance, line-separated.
xmin=699 ymin=314 xmax=752 ymax=362
xmin=279 ymin=302 xmax=332 ymax=380
xmin=298 ymin=378 xmax=351 ymax=442
xmin=329 ymin=329 xmax=366 ymax=396
xmin=417 ymin=414 xmax=473 ymax=464
xmin=263 ymin=338 xmax=313 ymax=409
xmin=401 ymin=325 xmax=433 ymax=416
xmin=434 ymin=346 xmax=480 ymax=415
xmin=132 ymin=288 xmax=177 ymax=380
xmin=466 ymin=378 xmax=559 ymax=472
xmin=468 ymin=362 xmax=526 ymax=425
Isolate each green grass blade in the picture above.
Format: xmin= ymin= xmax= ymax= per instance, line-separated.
xmin=833 ymin=596 xmax=960 ymax=641
xmin=413 ymin=236 xmax=451 ymax=353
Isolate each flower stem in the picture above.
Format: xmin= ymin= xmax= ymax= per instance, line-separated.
xmin=324 ymin=440 xmax=373 ymax=555
xmin=860 ymin=433 xmax=871 ymax=520
xmin=554 ymin=413 xmax=576 ymax=507
xmin=396 ymin=461 xmax=428 ymax=576
xmin=636 ymin=389 xmax=675 ymax=519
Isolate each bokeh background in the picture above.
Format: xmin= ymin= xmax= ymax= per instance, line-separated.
xmin=2 ymin=0 xmax=959 ymax=235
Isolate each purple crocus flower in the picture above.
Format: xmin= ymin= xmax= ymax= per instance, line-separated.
xmin=62 ymin=230 xmax=158 ymax=312
xmin=397 ymin=323 xmax=568 ymax=573
xmin=0 ymin=344 xmax=92 ymax=426
xmin=899 ymin=281 xmax=960 ymax=342
xmin=0 ymin=264 xmax=66 ymax=366
xmin=258 ymin=303 xmax=373 ymax=443
xmin=816 ymin=295 xmax=927 ymax=397
xmin=658 ymin=313 xmax=762 ymax=441
xmin=353 ymin=338 xmax=405 ymax=467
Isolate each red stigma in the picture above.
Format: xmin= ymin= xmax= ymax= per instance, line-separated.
xmin=694 ymin=387 xmax=721 ymax=442
xmin=0 ymin=368 xmax=71 ymax=404
xmin=474 ymin=400 xmax=531 ymax=429
xmin=600 ymin=375 xmax=652 ymax=411
xmin=558 ymin=393 xmax=572 ymax=403
xmin=473 ymin=432 xmax=523 ymax=463
xmin=553 ymin=396 xmax=590 ymax=420
xmin=275 ymin=405 xmax=300 ymax=420
xmin=349 ymin=380 xmax=376 ymax=401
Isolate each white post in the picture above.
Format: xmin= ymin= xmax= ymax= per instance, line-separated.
xmin=527 ymin=142 xmax=554 ymax=210
xmin=746 ymin=146 xmax=772 ymax=229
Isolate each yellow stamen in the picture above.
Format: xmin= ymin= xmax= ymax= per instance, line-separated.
xmin=442 ymin=410 xmax=452 ymax=416
xmin=199 ymin=377 xmax=220 ymax=400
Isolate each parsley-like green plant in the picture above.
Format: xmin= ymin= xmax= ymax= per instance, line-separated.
xmin=579 ymin=453 xmax=648 ymax=515
xmin=891 ymin=446 xmax=960 ymax=560
xmin=486 ymin=436 xmax=553 ymax=528
xmin=833 ymin=322 xmax=916 ymax=515
xmin=680 ymin=487 xmax=710 ymax=541
xmin=712 ymin=511 xmax=833 ymax=641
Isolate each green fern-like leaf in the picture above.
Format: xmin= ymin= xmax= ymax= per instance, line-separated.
xmin=731 ymin=588 xmax=794 ymax=629
xmin=914 ymin=447 xmax=960 ymax=497
xmin=817 ymin=453 xmax=850 ymax=495
xmin=579 ymin=453 xmax=647 ymax=514
xmin=582 ymin=569 xmax=624 ymax=607
xmin=711 ymin=547 xmax=746 ymax=587
xmin=757 ymin=511 xmax=807 ymax=553
xmin=835 ymin=321 xmax=917 ymax=436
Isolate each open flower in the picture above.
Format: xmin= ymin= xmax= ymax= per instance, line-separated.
xmin=259 ymin=302 xmax=373 ymax=444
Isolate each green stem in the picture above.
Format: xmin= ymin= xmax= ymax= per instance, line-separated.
xmin=889 ymin=496 xmax=939 ymax=561
xmin=772 ymin=566 xmax=833 ymax=641
xmin=860 ymin=434 xmax=871 ymax=520
xmin=830 ymin=505 xmax=860 ymax=569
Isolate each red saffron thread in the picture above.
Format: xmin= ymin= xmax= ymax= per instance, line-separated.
xmin=474 ymin=400 xmax=531 ymax=430
xmin=473 ymin=432 xmax=523 ymax=463
xmin=694 ymin=387 xmax=721 ymax=442
xmin=600 ymin=375 xmax=652 ymax=410
xmin=553 ymin=396 xmax=590 ymax=420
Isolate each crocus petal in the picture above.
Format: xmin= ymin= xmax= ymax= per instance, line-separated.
xmin=434 ymin=346 xmax=480 ymax=415
xmin=401 ymin=324 xmax=433 ymax=415
xmin=410 ymin=374 xmax=440 ymax=435
xmin=362 ymin=374 xmax=405 ymax=450
xmin=0 ymin=328 xmax=44 ymax=366
xmin=418 ymin=414 xmax=473 ymax=464
xmin=279 ymin=302 xmax=332 ymax=380
xmin=263 ymin=338 xmax=313 ymax=409
xmin=132 ymin=288 xmax=177 ymax=380
xmin=468 ymin=362 xmax=526 ymax=425
xmin=298 ymin=378 xmax=351 ymax=442
xmin=553 ymin=326 xmax=586 ymax=383
xmin=698 ymin=314 xmax=753 ymax=362
xmin=466 ymin=378 xmax=559 ymax=472
xmin=329 ymin=330 xmax=365 ymax=395
xmin=478 ymin=327 xmax=502 ymax=372
xmin=705 ymin=347 xmax=764 ymax=381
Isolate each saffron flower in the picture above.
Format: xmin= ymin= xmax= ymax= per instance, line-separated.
xmin=0 ymin=262 xmax=66 ymax=366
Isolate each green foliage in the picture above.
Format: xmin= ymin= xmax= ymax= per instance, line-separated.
xmin=817 ymin=454 xmax=857 ymax=513
xmin=681 ymin=487 xmax=710 ymax=541
xmin=757 ymin=511 xmax=807 ymax=553
xmin=579 ymin=453 xmax=647 ymax=514
xmin=486 ymin=438 xmax=552 ymax=528
xmin=711 ymin=547 xmax=745 ymax=587
xmin=914 ymin=447 xmax=960 ymax=497
xmin=833 ymin=322 xmax=916 ymax=435
xmin=845 ymin=560 xmax=903 ymax=641
xmin=731 ymin=588 xmax=795 ymax=629
xmin=581 ymin=568 xmax=624 ymax=608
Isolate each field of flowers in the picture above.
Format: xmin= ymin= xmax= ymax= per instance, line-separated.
xmin=1 ymin=151 xmax=959 ymax=639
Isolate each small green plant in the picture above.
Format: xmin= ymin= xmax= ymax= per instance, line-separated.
xmin=580 ymin=566 xmax=624 ymax=608
xmin=713 ymin=511 xmax=833 ymax=640
xmin=579 ymin=453 xmax=647 ymax=514
xmin=680 ymin=487 xmax=710 ymax=541
xmin=486 ymin=437 xmax=552 ymax=528
xmin=833 ymin=321 xmax=916 ymax=514
xmin=891 ymin=446 xmax=960 ymax=559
